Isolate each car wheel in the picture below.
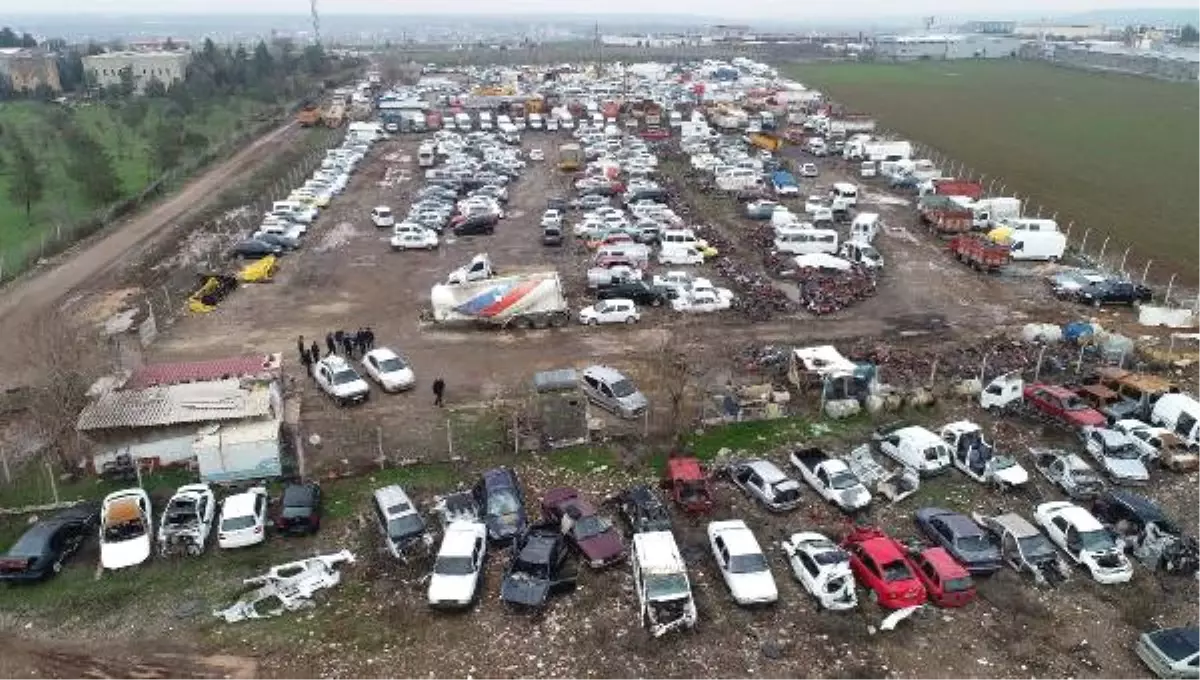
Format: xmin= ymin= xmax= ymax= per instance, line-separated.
xmin=625 ymin=316 xmax=637 ymax=324
xmin=650 ymin=297 xmax=662 ymax=307
xmin=588 ymin=318 xmax=599 ymax=326
xmin=51 ymin=558 xmax=63 ymax=574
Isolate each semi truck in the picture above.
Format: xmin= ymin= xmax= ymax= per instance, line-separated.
xmin=430 ymin=272 xmax=569 ymax=329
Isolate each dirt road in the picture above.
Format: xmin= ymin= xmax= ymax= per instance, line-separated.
xmin=0 ymin=121 xmax=303 ymax=333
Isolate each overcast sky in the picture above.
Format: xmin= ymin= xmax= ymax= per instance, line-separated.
xmin=1 ymin=0 xmax=1196 ymax=19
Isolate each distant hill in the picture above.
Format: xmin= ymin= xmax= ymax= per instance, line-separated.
xmin=1055 ymin=7 xmax=1200 ymax=26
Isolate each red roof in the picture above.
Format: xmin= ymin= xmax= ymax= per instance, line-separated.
xmin=125 ymin=355 xmax=279 ymax=389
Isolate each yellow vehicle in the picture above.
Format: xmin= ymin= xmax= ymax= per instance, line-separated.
xmin=557 ymin=143 xmax=583 ymax=172
xmin=239 ymin=255 xmax=278 ymax=283
xmin=748 ymin=132 xmax=782 ymax=152
xmin=188 ymin=275 xmax=239 ymax=313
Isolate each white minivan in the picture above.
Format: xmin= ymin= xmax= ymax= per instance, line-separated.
xmin=774 ymin=228 xmax=839 ymax=255
xmin=659 ymin=245 xmax=705 ymax=266
xmin=830 ymin=182 xmax=858 ymax=207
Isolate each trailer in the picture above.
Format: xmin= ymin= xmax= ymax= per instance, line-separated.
xmin=919 ymin=195 xmax=974 ymax=236
xmin=947 ymin=234 xmax=1011 ymax=272
xmin=933 ymin=180 xmax=984 ymax=201
xmin=429 ymin=272 xmax=570 ymax=329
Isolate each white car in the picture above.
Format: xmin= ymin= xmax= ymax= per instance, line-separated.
xmin=312 ymin=355 xmax=370 ymax=406
xmin=781 ymin=532 xmax=857 ymax=610
xmin=391 ymin=229 xmax=439 ymax=251
xmin=800 ymin=163 xmax=819 ymax=177
xmin=217 ymin=487 xmax=269 ymax=550
xmin=652 ymin=270 xmax=696 ymax=294
xmin=529 ymin=148 xmax=545 ymax=161
xmin=541 ymin=209 xmax=563 ymax=229
xmin=672 ymin=289 xmax=732 ymax=314
xmin=1033 ymin=501 xmax=1133 ymax=584
xmin=371 ymin=206 xmax=395 ymax=228
xmin=707 ymin=520 xmax=778 ymax=606
xmin=99 ymin=488 xmax=153 ymax=570
xmin=157 ymin=484 xmax=216 ymax=557
xmin=427 ymin=521 xmax=488 ymax=608
xmin=361 ymin=347 xmax=415 ymax=392
xmin=579 ymin=299 xmax=640 ymax=326
xmin=1083 ymin=427 xmax=1150 ymax=484
xmin=1112 ymin=419 xmax=1182 ymax=462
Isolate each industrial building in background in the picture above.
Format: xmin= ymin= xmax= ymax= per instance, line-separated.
xmin=82 ymin=50 xmax=192 ymax=93
xmin=0 ymin=47 xmax=61 ymax=92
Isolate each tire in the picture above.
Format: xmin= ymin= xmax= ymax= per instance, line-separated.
xmin=51 ymin=558 xmax=63 ymax=574
xmin=625 ymin=316 xmax=637 ymax=324
xmin=588 ymin=318 xmax=599 ymax=326
xmin=651 ymin=298 xmax=662 ymax=307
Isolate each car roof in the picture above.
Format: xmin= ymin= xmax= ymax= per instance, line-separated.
xmin=319 ymin=355 xmax=354 ymax=371
xmin=1040 ymin=503 xmax=1103 ymax=531
xmin=990 ymin=513 xmax=1040 ymax=538
xmin=744 ymin=459 xmax=788 ymax=483
xmin=633 ymin=531 xmax=685 ymax=571
xmin=894 ymin=426 xmax=942 ymax=444
xmin=373 ymin=485 xmax=416 ymax=517
xmin=441 ymin=522 xmax=483 ymax=555
xmin=711 ymin=521 xmax=760 ymax=555
xmin=1093 ymin=428 xmax=1132 ymax=445
xmin=282 ymin=483 xmax=317 ymax=505
xmin=919 ymin=546 xmax=969 ymax=576
xmin=920 ymin=508 xmax=981 ymax=536
xmin=365 ymin=347 xmax=401 ymax=362
xmin=223 ymin=490 xmax=260 ymax=515
xmin=583 ymin=365 xmax=627 ymax=383
xmin=1104 ymin=490 xmax=1169 ymax=524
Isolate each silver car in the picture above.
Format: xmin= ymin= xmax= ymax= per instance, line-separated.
xmin=581 ymin=365 xmax=648 ymax=419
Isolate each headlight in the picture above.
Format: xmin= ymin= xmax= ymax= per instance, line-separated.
xmin=591 ymin=559 xmax=606 ymax=568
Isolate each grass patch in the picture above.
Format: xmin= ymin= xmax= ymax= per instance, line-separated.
xmin=322 ymin=463 xmax=460 ymax=520
xmin=784 ymin=61 xmax=1199 ymax=281
xmin=545 ymin=445 xmax=619 ymax=473
xmin=0 ymin=465 xmax=197 ymax=511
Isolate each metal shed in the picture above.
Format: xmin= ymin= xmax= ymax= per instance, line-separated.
xmin=532 ymin=369 xmax=588 ymax=450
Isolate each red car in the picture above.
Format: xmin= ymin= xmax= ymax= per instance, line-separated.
xmin=540 ymin=487 xmax=625 ymax=569
xmin=841 ymin=526 xmax=927 ymax=610
xmin=1023 ymin=384 xmax=1108 ymax=429
xmin=907 ymin=546 xmax=976 ymax=608
xmin=660 ymin=455 xmax=715 ymax=514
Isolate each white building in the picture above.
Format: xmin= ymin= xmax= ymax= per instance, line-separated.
xmin=82 ymin=50 xmax=191 ymax=92
xmin=874 ymin=34 xmax=1025 ymax=60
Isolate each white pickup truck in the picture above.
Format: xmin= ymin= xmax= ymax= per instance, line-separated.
xmin=789 ymin=447 xmax=871 ymax=511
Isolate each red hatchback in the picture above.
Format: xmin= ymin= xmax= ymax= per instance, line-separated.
xmin=908 ymin=546 xmax=976 ymax=608
xmin=841 ymin=526 xmax=927 ymax=610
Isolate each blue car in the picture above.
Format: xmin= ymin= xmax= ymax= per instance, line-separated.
xmin=915 ymin=507 xmax=1003 ymax=575
xmin=473 ymin=468 xmax=528 ymax=543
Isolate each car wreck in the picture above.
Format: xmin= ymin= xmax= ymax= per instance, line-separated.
xmin=631 ymin=531 xmax=697 ymax=637
xmin=844 ymin=445 xmax=919 ymax=503
xmin=214 ymin=550 xmax=356 ymax=623
xmin=1032 ymin=448 xmax=1106 ymax=500
xmin=723 ymin=458 xmax=804 ymax=512
xmin=1091 ymin=490 xmax=1199 ymax=576
xmin=974 ymin=511 xmax=1071 ymax=586
xmin=781 ymin=532 xmax=857 ymax=610
xmin=157 ymin=484 xmax=216 ymax=558
xmin=500 ymin=522 xmax=577 ymax=609
xmin=660 ymin=454 xmax=715 ymax=514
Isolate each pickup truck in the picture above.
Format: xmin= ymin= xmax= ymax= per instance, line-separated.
xmin=788 ymin=447 xmax=871 ymax=511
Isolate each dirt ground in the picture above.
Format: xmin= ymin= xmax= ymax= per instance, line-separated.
xmin=1 ymin=125 xmax=1195 ymax=679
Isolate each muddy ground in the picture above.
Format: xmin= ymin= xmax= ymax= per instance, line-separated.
xmin=0 ymin=127 xmax=1195 ymax=679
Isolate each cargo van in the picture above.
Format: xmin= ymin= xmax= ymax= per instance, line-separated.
xmin=658 ymin=245 xmax=704 ymax=266
xmin=595 ymin=244 xmax=650 ymax=268
xmin=830 ymin=182 xmax=858 ymax=207
xmin=660 ymin=229 xmax=701 ymax=249
xmin=774 ymin=228 xmax=838 ymax=255
xmin=996 ymin=219 xmax=1066 ymax=262
xmin=1151 ymin=394 xmax=1200 ymax=449
xmin=850 ymin=212 xmax=880 ymax=244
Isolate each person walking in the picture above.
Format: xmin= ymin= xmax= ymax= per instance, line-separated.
xmin=432 ymin=377 xmax=445 ymax=407
xmin=355 ymin=328 xmax=367 ymax=356
xmin=325 ymin=332 xmax=336 ymax=357
xmin=310 ymin=341 xmax=320 ymax=368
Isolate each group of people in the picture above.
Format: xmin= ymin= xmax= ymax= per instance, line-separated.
xmin=296 ymin=328 xmax=377 ymax=367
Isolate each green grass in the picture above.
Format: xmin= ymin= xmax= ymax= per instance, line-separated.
xmin=322 ymin=463 xmax=460 ymax=520
xmin=0 ymin=465 xmax=196 ymax=510
xmin=783 ymin=61 xmax=1199 ymax=281
xmin=545 ymin=445 xmax=620 ymax=473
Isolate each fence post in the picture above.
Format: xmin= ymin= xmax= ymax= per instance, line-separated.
xmin=1118 ymin=247 xmax=1131 ymax=277
xmin=1140 ymin=260 xmax=1152 ymax=285
xmin=1033 ymin=345 xmax=1047 ymax=382
xmin=1079 ymin=228 xmax=1092 ymax=255
xmin=1165 ymin=273 xmax=1177 ymax=306
xmin=1096 ymin=236 xmax=1110 ymax=266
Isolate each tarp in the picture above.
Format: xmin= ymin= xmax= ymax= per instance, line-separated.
xmin=1063 ymin=322 xmax=1096 ymax=343
xmin=794 ymin=253 xmax=852 ymax=271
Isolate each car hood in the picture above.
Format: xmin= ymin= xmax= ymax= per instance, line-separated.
xmin=834 ymin=486 xmax=872 ymax=510
xmin=1104 ymin=457 xmax=1149 ymax=480
xmin=500 ymin=573 xmax=551 ymax=607
xmin=381 ymin=368 xmax=415 ymax=388
xmin=428 ymin=573 xmax=477 ymax=603
xmin=101 ymin=536 xmax=151 ymax=570
xmin=993 ymin=463 xmax=1030 ymax=486
xmin=331 ymin=379 xmax=370 ymax=397
xmin=578 ymin=531 xmax=624 ymax=562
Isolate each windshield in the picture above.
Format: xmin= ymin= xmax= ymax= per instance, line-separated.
xmin=881 ymin=559 xmax=914 ymax=582
xmin=828 ymin=471 xmax=860 ymax=491
xmin=645 ymin=572 xmax=689 ymax=599
xmin=944 ymin=576 xmax=974 ymax=593
xmin=7 ymin=530 xmax=49 ymax=558
xmin=387 ymin=515 xmax=425 ymax=540
xmin=573 ymin=515 xmax=611 ymax=541
xmin=955 ymin=535 xmax=993 ymax=553
xmin=378 ymin=357 xmax=407 ymax=373
xmin=729 ymin=553 xmax=768 ymax=574
xmin=1018 ymin=534 xmax=1058 ymax=561
xmin=1078 ymin=529 xmax=1117 ymax=553
xmin=281 ymin=504 xmax=312 ymax=519
xmin=332 ymin=369 xmax=360 ymax=386
xmin=103 ymin=518 xmax=147 ymax=542
xmin=488 ymin=489 xmax=521 ymax=517
xmin=993 ymin=455 xmax=1017 ymax=470
xmin=1062 ymin=396 xmax=1090 ymax=411
xmin=220 ymin=515 xmax=256 ymax=532
xmin=434 ymin=555 xmax=475 ymax=576
xmin=610 ymin=379 xmax=638 ymax=398
xmin=1107 ymin=442 xmax=1141 ymax=460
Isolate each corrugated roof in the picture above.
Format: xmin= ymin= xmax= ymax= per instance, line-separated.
xmin=125 ymin=354 xmax=280 ymax=389
xmin=77 ymin=379 xmax=273 ymax=432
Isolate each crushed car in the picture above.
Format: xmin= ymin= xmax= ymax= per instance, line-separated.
xmin=214 ymin=550 xmax=356 ymax=623
xmin=1032 ymin=448 xmax=1107 ymax=500
xmin=1082 ymin=427 xmax=1150 ymax=484
xmin=781 ymin=532 xmax=856 ymax=610
xmin=840 ymin=525 xmax=926 ymax=610
xmin=939 ymin=421 xmax=1029 ymax=488
xmin=1091 ymin=490 xmax=1199 ymax=576
xmin=631 ymin=531 xmax=698 ymax=637
xmin=157 ymin=484 xmax=216 ymax=557
xmin=500 ymin=521 xmax=577 ymax=609
xmin=724 ymin=458 xmax=803 ymax=512
xmin=845 ymin=445 xmax=919 ymax=503
xmin=660 ymin=454 xmax=715 ymax=514
xmin=1033 ymin=501 xmax=1133 ymax=584
xmin=612 ymin=485 xmax=673 ymax=535
xmin=540 ymin=487 xmax=625 ymax=569
xmin=973 ymin=511 xmax=1071 ymax=586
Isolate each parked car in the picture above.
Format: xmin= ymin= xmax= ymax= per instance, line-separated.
xmin=0 ymin=504 xmax=97 ymax=582
xmin=1083 ymin=427 xmax=1150 ymax=484
xmin=781 ymin=532 xmax=856 ymax=610
xmin=1091 ymin=490 xmax=1199 ymax=575
xmin=474 ymin=468 xmax=528 ymax=543
xmin=274 ymin=482 xmax=322 ymax=536
xmin=613 ymin=485 xmax=673 ymax=535
xmin=1032 ymin=449 xmax=1107 ymax=500
xmin=974 ymin=511 xmax=1071 ymax=584
xmin=907 ymin=546 xmax=976 ymax=608
xmin=370 ymin=206 xmax=395 ymax=228
xmin=529 ymin=148 xmax=545 ymax=161
xmin=707 ymin=520 xmax=778 ymax=606
xmin=373 ymin=485 xmax=432 ymax=561
xmin=217 ymin=487 xmax=269 ymax=550
xmin=99 ymin=488 xmax=153 ymax=570
xmin=725 ymin=459 xmax=803 ymax=512
xmin=596 ymin=280 xmax=672 ymax=307
xmin=361 ymin=347 xmax=416 ymax=392
xmin=1033 ymin=501 xmax=1133 ymax=584
xmin=1136 ymin=627 xmax=1199 ymax=679
xmin=231 ymin=239 xmax=283 ymax=259
xmin=578 ymin=299 xmax=640 ymax=326
xmin=1023 ymin=384 xmax=1108 ymax=429
xmin=252 ymin=232 xmax=300 ymax=251
xmin=630 ymin=531 xmax=697 ymax=637
xmin=156 ymin=484 xmax=215 ymax=557
xmin=500 ymin=522 xmax=577 ymax=608
xmin=540 ymin=487 xmax=625 ymax=568
xmin=662 ymin=455 xmax=715 ymax=514
xmin=841 ymin=525 xmax=926 ymax=609
xmin=312 ymin=355 xmax=370 ymax=406
xmin=873 ymin=424 xmax=952 ymax=477
xmin=1113 ymin=420 xmax=1198 ymax=472
xmin=428 ymin=521 xmax=488 ymax=609
xmin=453 ymin=213 xmax=499 ymax=236
xmin=391 ymin=229 xmax=439 ymax=251
xmin=799 ymin=163 xmax=819 ymax=177
xmin=580 ymin=365 xmax=648 ymax=419
xmin=914 ymin=507 xmax=1003 ymax=575
xmin=1076 ymin=280 xmax=1153 ymax=307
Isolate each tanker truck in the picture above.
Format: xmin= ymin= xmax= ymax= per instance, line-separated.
xmin=430 ymin=272 xmax=569 ymax=329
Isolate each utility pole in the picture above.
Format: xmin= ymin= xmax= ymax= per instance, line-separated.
xmin=310 ymin=0 xmax=321 ymax=46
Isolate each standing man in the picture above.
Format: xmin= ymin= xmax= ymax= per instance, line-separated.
xmin=364 ymin=327 xmax=375 ymax=351
xmin=310 ymin=341 xmax=321 ymax=369
xmin=432 ymin=377 xmax=446 ymax=407
xmin=325 ymin=332 xmax=336 ymax=357
xmin=296 ymin=335 xmax=307 ymax=365
xmin=334 ymin=329 xmax=346 ymax=355
xmin=341 ymin=332 xmax=354 ymax=358
xmin=355 ymin=327 xmax=367 ymax=356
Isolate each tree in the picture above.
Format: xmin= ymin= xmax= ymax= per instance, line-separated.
xmin=55 ymin=50 xmax=86 ymax=92
xmin=148 ymin=121 xmax=184 ymax=176
xmin=19 ymin=32 xmax=36 ymax=48
xmin=7 ymin=136 xmax=44 ymax=222
xmin=143 ymin=76 xmax=167 ymax=97
xmin=1181 ymin=24 xmax=1199 ymax=44
xmin=64 ymin=127 xmax=123 ymax=207
xmin=0 ymin=27 xmax=17 ymax=48
xmin=117 ymin=66 xmax=135 ymax=96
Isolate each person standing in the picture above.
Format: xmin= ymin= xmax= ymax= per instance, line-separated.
xmin=325 ymin=332 xmax=336 ymax=357
xmin=432 ymin=377 xmax=445 ymax=407
xmin=296 ymin=335 xmax=306 ymax=365
xmin=310 ymin=341 xmax=320 ymax=368
xmin=355 ymin=328 xmax=367 ymax=356
xmin=341 ymin=332 xmax=354 ymax=358
xmin=334 ymin=329 xmax=346 ymax=355
xmin=364 ymin=327 xmax=375 ymax=351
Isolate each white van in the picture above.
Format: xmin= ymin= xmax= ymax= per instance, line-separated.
xmin=418 ymin=145 xmax=436 ymax=168
xmin=479 ymin=111 xmax=493 ymax=130
xmin=529 ymin=113 xmax=544 ymax=130
xmin=1000 ymin=219 xmax=1066 ymax=261
xmin=658 ymin=245 xmax=704 ymax=266
xmin=660 ymin=229 xmax=701 ymax=249
xmin=669 ymin=111 xmax=683 ymax=128
xmin=453 ymin=112 xmax=472 ymax=131
xmin=830 ymin=182 xmax=858 ymax=207
xmin=1151 ymin=394 xmax=1200 ymax=449
xmin=774 ymin=228 xmax=838 ymax=255
xmin=596 ymin=244 xmax=650 ymax=268
xmin=716 ymin=169 xmax=761 ymax=192
xmin=850 ymin=212 xmax=880 ymax=244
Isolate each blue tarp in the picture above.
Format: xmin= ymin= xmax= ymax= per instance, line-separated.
xmin=1063 ymin=322 xmax=1095 ymax=343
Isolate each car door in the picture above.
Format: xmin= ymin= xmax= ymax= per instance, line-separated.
xmin=254 ymin=493 xmax=267 ymax=527
xmin=597 ymin=380 xmax=618 ymax=412
xmin=797 ymin=550 xmax=821 ymax=589
xmin=1050 ymin=516 xmax=1075 ymax=556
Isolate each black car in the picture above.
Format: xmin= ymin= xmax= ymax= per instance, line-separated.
xmin=914 ymin=507 xmax=1003 ymax=575
xmin=1076 ymin=280 xmax=1154 ymax=306
xmin=253 ymin=232 xmax=300 ymax=251
xmin=597 ymin=280 xmax=672 ymax=307
xmin=542 ymin=225 xmax=564 ymax=247
xmin=1091 ymin=490 xmax=1198 ymax=574
xmin=613 ymin=485 xmax=673 ymax=535
xmin=0 ymin=503 xmax=98 ymax=582
xmin=499 ymin=522 xmax=578 ymax=608
xmin=474 ymin=467 xmax=528 ymax=543
xmin=231 ymin=239 xmax=283 ymax=259
xmin=454 ymin=214 xmax=498 ymax=237
xmin=274 ymin=482 xmax=322 ymax=535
